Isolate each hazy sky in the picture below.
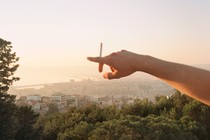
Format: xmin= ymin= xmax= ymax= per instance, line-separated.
xmin=1 ymin=0 xmax=210 ymax=68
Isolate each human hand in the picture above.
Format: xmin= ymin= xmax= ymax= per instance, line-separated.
xmin=87 ymin=50 xmax=139 ymax=79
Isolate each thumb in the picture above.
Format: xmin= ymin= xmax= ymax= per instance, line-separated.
xmin=103 ymin=72 xmax=120 ymax=79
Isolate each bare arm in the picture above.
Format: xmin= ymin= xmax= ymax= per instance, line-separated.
xmin=87 ymin=50 xmax=210 ymax=105
xmin=141 ymin=54 xmax=210 ymax=105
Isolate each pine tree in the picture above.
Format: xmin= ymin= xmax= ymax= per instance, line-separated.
xmin=0 ymin=38 xmax=20 ymax=139
xmin=0 ymin=38 xmax=20 ymax=93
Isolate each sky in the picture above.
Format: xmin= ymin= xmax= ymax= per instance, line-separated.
xmin=1 ymin=0 xmax=210 ymax=85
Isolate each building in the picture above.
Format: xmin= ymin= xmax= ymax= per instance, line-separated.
xmin=27 ymin=94 xmax=41 ymax=101
xmin=41 ymin=96 xmax=51 ymax=103
xmin=97 ymin=96 xmax=113 ymax=107
xmin=51 ymin=92 xmax=67 ymax=108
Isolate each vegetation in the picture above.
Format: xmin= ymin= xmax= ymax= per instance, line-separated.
xmin=0 ymin=38 xmax=39 ymax=139
xmin=1 ymin=38 xmax=210 ymax=139
xmin=33 ymin=92 xmax=210 ymax=140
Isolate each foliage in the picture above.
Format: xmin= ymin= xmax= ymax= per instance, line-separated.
xmin=0 ymin=92 xmax=17 ymax=139
xmin=121 ymin=98 xmax=155 ymax=117
xmin=33 ymin=91 xmax=210 ymax=140
xmin=0 ymin=38 xmax=20 ymax=93
xmin=0 ymin=38 xmax=20 ymax=139
xmin=0 ymin=38 xmax=38 ymax=139
xmin=48 ymin=103 xmax=59 ymax=114
xmin=15 ymin=106 xmax=39 ymax=140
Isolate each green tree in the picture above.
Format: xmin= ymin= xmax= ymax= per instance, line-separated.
xmin=0 ymin=92 xmax=17 ymax=139
xmin=143 ymin=115 xmax=198 ymax=140
xmin=48 ymin=103 xmax=59 ymax=114
xmin=15 ymin=106 xmax=39 ymax=140
xmin=0 ymin=38 xmax=20 ymax=93
xmin=122 ymin=98 xmax=155 ymax=117
xmin=201 ymin=105 xmax=210 ymax=139
xmin=33 ymin=90 xmax=210 ymax=140
xmin=58 ymin=121 xmax=94 ymax=140
xmin=155 ymin=95 xmax=173 ymax=115
xmin=183 ymin=100 xmax=203 ymax=121
xmin=0 ymin=38 xmax=20 ymax=139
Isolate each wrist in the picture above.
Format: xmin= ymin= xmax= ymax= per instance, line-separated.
xmin=134 ymin=54 xmax=155 ymax=73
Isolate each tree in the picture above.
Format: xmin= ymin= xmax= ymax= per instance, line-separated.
xmin=122 ymin=98 xmax=152 ymax=117
xmin=15 ymin=106 xmax=39 ymax=140
xmin=0 ymin=38 xmax=20 ymax=139
xmin=47 ymin=103 xmax=59 ymax=114
xmin=0 ymin=38 xmax=20 ymax=93
xmin=0 ymin=92 xmax=17 ymax=139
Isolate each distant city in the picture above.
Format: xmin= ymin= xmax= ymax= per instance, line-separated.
xmin=9 ymin=64 xmax=210 ymax=114
xmin=9 ymin=73 xmax=174 ymax=114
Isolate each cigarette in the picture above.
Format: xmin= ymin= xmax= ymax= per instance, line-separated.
xmin=100 ymin=43 xmax=103 ymax=57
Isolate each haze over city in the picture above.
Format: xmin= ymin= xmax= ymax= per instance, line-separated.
xmin=1 ymin=0 xmax=210 ymax=86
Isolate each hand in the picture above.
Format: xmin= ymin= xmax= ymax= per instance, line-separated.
xmin=87 ymin=50 xmax=138 ymax=79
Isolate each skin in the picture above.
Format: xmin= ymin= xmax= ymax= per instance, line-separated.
xmin=87 ymin=50 xmax=210 ymax=106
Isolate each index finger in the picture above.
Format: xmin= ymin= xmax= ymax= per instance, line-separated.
xmin=87 ymin=57 xmax=104 ymax=63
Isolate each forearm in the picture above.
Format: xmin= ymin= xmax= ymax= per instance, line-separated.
xmin=136 ymin=55 xmax=210 ymax=105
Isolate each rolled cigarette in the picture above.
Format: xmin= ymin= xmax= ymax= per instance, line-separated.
xmin=100 ymin=43 xmax=103 ymax=57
